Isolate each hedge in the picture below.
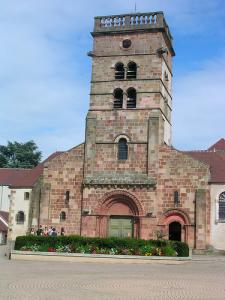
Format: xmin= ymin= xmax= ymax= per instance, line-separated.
xmin=14 ymin=235 xmax=189 ymax=257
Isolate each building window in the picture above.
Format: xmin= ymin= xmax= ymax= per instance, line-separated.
xmin=115 ymin=62 xmax=125 ymax=80
xmin=16 ymin=211 xmax=25 ymax=224
xmin=118 ymin=138 xmax=128 ymax=160
xmin=219 ymin=192 xmax=225 ymax=220
xmin=24 ymin=192 xmax=30 ymax=200
xmin=164 ymin=71 xmax=169 ymax=81
xmin=65 ymin=191 xmax=70 ymax=205
xmin=60 ymin=211 xmax=66 ymax=221
xmin=127 ymin=62 xmax=137 ymax=79
xmin=174 ymin=191 xmax=179 ymax=206
xmin=113 ymin=88 xmax=123 ymax=109
xmin=127 ymin=88 xmax=136 ymax=108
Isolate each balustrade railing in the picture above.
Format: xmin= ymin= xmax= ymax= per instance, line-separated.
xmin=98 ymin=13 xmax=159 ymax=29
xmin=93 ymin=12 xmax=173 ymax=50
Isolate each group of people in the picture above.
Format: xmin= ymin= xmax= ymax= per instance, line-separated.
xmin=30 ymin=225 xmax=65 ymax=236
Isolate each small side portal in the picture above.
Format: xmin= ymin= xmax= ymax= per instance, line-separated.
xmin=169 ymin=221 xmax=181 ymax=241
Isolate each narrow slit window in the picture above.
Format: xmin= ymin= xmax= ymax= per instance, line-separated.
xmin=118 ymin=138 xmax=128 ymax=160
xmin=127 ymin=88 xmax=136 ymax=108
xmin=65 ymin=191 xmax=70 ymax=205
xmin=127 ymin=62 xmax=137 ymax=79
xmin=115 ymin=63 xmax=125 ymax=80
xmin=114 ymin=88 xmax=123 ymax=109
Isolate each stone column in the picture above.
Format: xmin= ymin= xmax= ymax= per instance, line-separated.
xmin=195 ymin=189 xmax=207 ymax=250
xmin=84 ymin=113 xmax=97 ymax=178
xmin=147 ymin=112 xmax=164 ymax=175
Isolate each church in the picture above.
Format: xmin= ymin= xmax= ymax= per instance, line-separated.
xmin=5 ymin=12 xmax=225 ymax=251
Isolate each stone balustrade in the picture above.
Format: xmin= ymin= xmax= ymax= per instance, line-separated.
xmin=93 ymin=12 xmax=173 ymax=44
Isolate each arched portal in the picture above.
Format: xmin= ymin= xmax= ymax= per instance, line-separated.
xmin=159 ymin=209 xmax=191 ymax=244
xmin=169 ymin=221 xmax=181 ymax=241
xmin=97 ymin=191 xmax=143 ymax=238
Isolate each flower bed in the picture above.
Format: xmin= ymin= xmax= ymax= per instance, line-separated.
xmin=14 ymin=235 xmax=189 ymax=257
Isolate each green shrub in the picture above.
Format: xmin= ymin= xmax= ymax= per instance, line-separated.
xmin=14 ymin=235 xmax=189 ymax=257
xmin=162 ymin=244 xmax=177 ymax=256
xmin=171 ymin=241 xmax=189 ymax=257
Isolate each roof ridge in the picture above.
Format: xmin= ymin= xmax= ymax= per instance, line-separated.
xmin=182 ymin=150 xmax=208 ymax=153
xmin=0 ymin=167 xmax=32 ymax=170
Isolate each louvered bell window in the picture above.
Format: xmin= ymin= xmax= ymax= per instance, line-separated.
xmin=115 ymin=63 xmax=125 ymax=80
xmin=127 ymin=62 xmax=137 ymax=79
xmin=127 ymin=88 xmax=136 ymax=108
xmin=114 ymin=88 xmax=123 ymax=109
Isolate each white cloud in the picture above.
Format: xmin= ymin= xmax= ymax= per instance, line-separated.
xmin=173 ymin=52 xmax=225 ymax=150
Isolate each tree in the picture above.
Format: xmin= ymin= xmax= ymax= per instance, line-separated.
xmin=0 ymin=140 xmax=42 ymax=168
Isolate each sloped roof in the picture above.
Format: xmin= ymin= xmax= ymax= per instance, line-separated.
xmin=208 ymin=138 xmax=225 ymax=151
xmin=0 ymin=211 xmax=9 ymax=222
xmin=0 ymin=211 xmax=9 ymax=232
xmin=0 ymin=152 xmax=62 ymax=188
xmin=184 ymin=151 xmax=225 ymax=183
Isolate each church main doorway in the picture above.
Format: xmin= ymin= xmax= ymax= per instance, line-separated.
xmin=109 ymin=216 xmax=133 ymax=238
xmin=169 ymin=221 xmax=181 ymax=241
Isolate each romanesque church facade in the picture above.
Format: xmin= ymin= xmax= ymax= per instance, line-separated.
xmin=29 ymin=12 xmax=215 ymax=250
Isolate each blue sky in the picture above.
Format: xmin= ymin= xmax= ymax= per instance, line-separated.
xmin=0 ymin=0 xmax=225 ymax=158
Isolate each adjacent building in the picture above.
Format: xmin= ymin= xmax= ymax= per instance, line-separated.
xmin=0 ymin=153 xmax=61 ymax=243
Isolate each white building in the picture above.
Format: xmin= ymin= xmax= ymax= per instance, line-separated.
xmin=0 ymin=152 xmax=61 ymax=244
xmin=187 ymin=139 xmax=225 ymax=250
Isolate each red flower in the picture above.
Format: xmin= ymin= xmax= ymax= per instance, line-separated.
xmin=48 ymin=247 xmax=56 ymax=252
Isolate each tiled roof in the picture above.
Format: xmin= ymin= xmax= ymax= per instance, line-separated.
xmin=0 ymin=211 xmax=9 ymax=232
xmin=0 ymin=168 xmax=31 ymax=187
xmin=184 ymin=151 xmax=225 ymax=183
xmin=0 ymin=211 xmax=9 ymax=222
xmin=208 ymin=138 xmax=225 ymax=151
xmin=0 ymin=152 xmax=62 ymax=188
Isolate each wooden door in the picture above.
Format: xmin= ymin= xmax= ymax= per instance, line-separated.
xmin=109 ymin=216 xmax=133 ymax=238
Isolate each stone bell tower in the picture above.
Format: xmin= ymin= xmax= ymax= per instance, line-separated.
xmin=80 ymin=12 xmax=175 ymax=238
xmin=84 ymin=12 xmax=175 ymax=184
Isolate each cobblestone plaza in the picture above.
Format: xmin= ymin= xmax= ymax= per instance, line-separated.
xmin=1 ymin=246 xmax=225 ymax=300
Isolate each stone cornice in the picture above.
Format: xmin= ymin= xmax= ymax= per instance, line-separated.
xmin=83 ymin=174 xmax=156 ymax=189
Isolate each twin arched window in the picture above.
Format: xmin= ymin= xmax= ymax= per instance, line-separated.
xmin=118 ymin=138 xmax=128 ymax=160
xmin=16 ymin=211 xmax=25 ymax=224
xmin=115 ymin=62 xmax=137 ymax=80
xmin=113 ymin=88 xmax=136 ymax=109
xmin=219 ymin=192 xmax=225 ymax=220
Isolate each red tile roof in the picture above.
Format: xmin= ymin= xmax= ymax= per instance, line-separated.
xmin=0 ymin=168 xmax=31 ymax=187
xmin=208 ymin=139 xmax=225 ymax=151
xmin=0 ymin=211 xmax=9 ymax=222
xmin=0 ymin=152 xmax=62 ymax=188
xmin=0 ymin=211 xmax=8 ymax=232
xmin=184 ymin=151 xmax=225 ymax=183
